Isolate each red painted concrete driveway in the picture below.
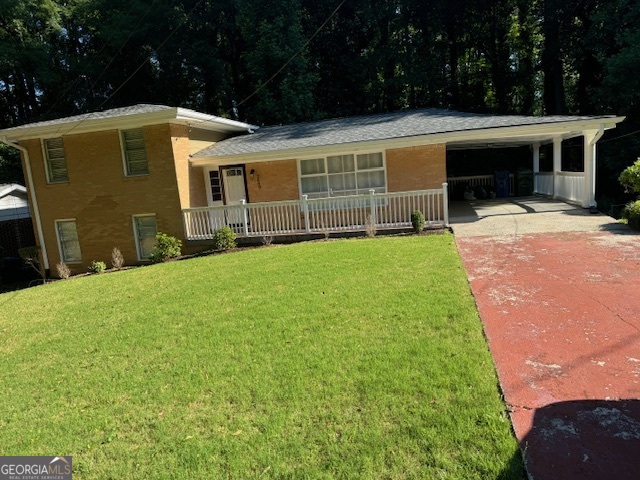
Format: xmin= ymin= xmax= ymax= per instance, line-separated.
xmin=453 ymin=200 xmax=640 ymax=479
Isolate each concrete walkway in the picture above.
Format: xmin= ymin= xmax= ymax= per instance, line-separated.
xmin=452 ymin=198 xmax=640 ymax=479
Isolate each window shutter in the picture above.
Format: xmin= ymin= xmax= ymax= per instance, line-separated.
xmin=123 ymin=129 xmax=149 ymax=175
xmin=44 ymin=138 xmax=69 ymax=183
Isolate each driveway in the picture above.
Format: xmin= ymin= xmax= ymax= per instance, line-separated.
xmin=452 ymin=197 xmax=640 ymax=479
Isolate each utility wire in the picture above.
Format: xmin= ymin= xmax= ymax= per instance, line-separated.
xmin=234 ymin=0 xmax=348 ymax=110
xmin=599 ymin=129 xmax=640 ymax=144
xmin=54 ymin=1 xmax=157 ymax=134
xmin=27 ymin=2 xmax=139 ymax=129
xmin=59 ymin=0 xmax=205 ymax=137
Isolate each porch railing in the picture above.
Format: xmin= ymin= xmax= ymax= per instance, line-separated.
xmin=534 ymin=172 xmax=585 ymax=203
xmin=183 ymin=185 xmax=449 ymax=240
xmin=447 ymin=174 xmax=515 ymax=196
xmin=556 ymin=172 xmax=585 ymax=204
xmin=535 ymin=172 xmax=554 ymax=196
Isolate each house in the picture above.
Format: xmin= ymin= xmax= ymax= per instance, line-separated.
xmin=0 ymin=183 xmax=36 ymax=257
xmin=0 ymin=105 xmax=624 ymax=275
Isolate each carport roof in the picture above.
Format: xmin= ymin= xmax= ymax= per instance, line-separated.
xmin=192 ymin=109 xmax=623 ymax=159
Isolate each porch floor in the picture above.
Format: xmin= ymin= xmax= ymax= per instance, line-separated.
xmin=449 ymin=196 xmax=626 ymax=237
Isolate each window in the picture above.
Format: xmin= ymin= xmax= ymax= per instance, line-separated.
xmin=55 ymin=220 xmax=81 ymax=263
xmin=44 ymin=137 xmax=69 ymax=183
xmin=122 ymin=128 xmax=149 ymax=176
xmin=299 ymin=152 xmax=385 ymax=198
xmin=133 ymin=215 xmax=157 ymax=260
xmin=209 ymin=170 xmax=222 ymax=202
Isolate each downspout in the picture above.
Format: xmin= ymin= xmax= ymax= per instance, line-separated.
xmin=0 ymin=137 xmax=49 ymax=271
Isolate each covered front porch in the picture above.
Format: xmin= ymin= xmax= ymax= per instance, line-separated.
xmin=183 ymin=186 xmax=449 ymax=240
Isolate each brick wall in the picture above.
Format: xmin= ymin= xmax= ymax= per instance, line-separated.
xmin=246 ymin=159 xmax=299 ymax=203
xmin=20 ymin=124 xmax=188 ymax=274
xmin=386 ymin=143 xmax=446 ymax=192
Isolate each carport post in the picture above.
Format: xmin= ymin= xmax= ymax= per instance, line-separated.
xmin=583 ymin=127 xmax=604 ymax=208
xmin=442 ymin=182 xmax=449 ymax=227
xmin=552 ymin=137 xmax=562 ymax=198
xmin=532 ymin=143 xmax=540 ymax=194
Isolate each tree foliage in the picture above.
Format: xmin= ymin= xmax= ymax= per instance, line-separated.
xmin=1 ymin=0 xmax=640 ymax=199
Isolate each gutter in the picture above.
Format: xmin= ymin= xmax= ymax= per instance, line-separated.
xmin=590 ymin=124 xmax=605 ymax=146
xmin=0 ymin=136 xmax=49 ymax=271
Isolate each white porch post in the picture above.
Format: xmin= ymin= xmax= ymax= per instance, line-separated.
xmin=532 ymin=142 xmax=540 ymax=194
xmin=553 ymin=137 xmax=562 ymax=198
xmin=583 ymin=127 xmax=604 ymax=208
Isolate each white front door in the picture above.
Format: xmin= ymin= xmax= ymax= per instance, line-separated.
xmin=222 ymin=167 xmax=247 ymax=205
xmin=222 ymin=166 xmax=247 ymax=225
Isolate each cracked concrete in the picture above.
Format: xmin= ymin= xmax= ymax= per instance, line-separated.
xmin=453 ymin=198 xmax=640 ymax=479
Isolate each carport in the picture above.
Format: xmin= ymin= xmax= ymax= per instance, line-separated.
xmin=443 ymin=115 xmax=624 ymax=208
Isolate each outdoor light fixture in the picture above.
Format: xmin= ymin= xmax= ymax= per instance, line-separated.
xmin=250 ymin=169 xmax=255 ymax=180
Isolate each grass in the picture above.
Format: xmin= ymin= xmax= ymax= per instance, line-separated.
xmin=0 ymin=234 xmax=524 ymax=479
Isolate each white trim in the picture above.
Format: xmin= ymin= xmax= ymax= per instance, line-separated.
xmin=41 ymin=137 xmax=69 ymax=184
xmin=0 ymin=138 xmax=49 ymax=270
xmin=0 ymin=108 xmax=258 ymax=142
xmin=296 ymin=150 xmax=387 ymax=199
xmin=120 ymin=128 xmax=149 ymax=177
xmin=132 ymin=214 xmax=157 ymax=261
xmin=190 ymin=117 xmax=625 ymax=166
xmin=54 ymin=219 xmax=82 ymax=264
xmin=203 ymin=166 xmax=224 ymax=207
xmin=0 ymin=183 xmax=26 ymax=198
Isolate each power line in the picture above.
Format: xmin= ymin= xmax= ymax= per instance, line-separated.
xmin=59 ymin=0 xmax=205 ymax=137
xmin=234 ymin=0 xmax=348 ymax=110
xmin=29 ymin=2 xmax=140 ymax=127
xmin=54 ymin=1 xmax=157 ymax=134
xmin=599 ymin=129 xmax=640 ymax=144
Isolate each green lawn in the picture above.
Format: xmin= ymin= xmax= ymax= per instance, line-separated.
xmin=0 ymin=234 xmax=524 ymax=479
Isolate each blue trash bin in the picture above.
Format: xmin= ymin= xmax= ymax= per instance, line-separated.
xmin=494 ymin=171 xmax=510 ymax=198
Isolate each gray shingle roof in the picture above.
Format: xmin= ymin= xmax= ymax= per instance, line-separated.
xmin=193 ymin=108 xmax=615 ymax=158
xmin=6 ymin=104 xmax=172 ymax=130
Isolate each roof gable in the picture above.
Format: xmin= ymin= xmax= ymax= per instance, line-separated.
xmin=0 ymin=104 xmax=257 ymax=142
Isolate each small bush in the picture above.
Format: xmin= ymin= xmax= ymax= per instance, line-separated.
xmin=56 ymin=262 xmax=71 ymax=279
xmin=88 ymin=260 xmax=106 ymax=274
xmin=365 ymin=214 xmax=377 ymax=238
xmin=212 ymin=226 xmax=236 ymax=251
xmin=111 ymin=247 xmax=125 ymax=269
xmin=622 ymin=200 xmax=640 ymax=230
xmin=411 ymin=210 xmax=426 ymax=233
xmin=18 ymin=245 xmax=44 ymax=281
xmin=619 ymin=159 xmax=640 ymax=196
xmin=261 ymin=235 xmax=273 ymax=246
xmin=150 ymin=233 xmax=182 ymax=263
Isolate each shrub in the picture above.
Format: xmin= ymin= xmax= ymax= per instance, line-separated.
xmin=150 ymin=233 xmax=182 ymax=263
xmin=411 ymin=210 xmax=426 ymax=233
xmin=111 ymin=247 xmax=125 ymax=269
xmin=212 ymin=226 xmax=236 ymax=251
xmin=365 ymin=214 xmax=377 ymax=238
xmin=88 ymin=260 xmax=106 ymax=274
xmin=261 ymin=235 xmax=273 ymax=246
xmin=622 ymin=200 xmax=640 ymax=230
xmin=56 ymin=262 xmax=71 ymax=279
xmin=619 ymin=159 xmax=640 ymax=196
xmin=18 ymin=245 xmax=44 ymax=281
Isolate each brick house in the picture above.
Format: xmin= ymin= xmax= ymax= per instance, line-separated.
xmin=0 ymin=105 xmax=624 ymax=275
